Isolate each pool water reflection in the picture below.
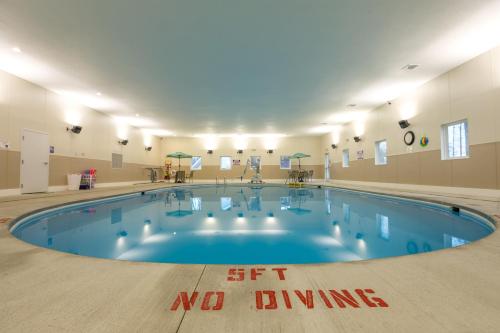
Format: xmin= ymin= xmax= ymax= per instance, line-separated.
xmin=11 ymin=185 xmax=494 ymax=264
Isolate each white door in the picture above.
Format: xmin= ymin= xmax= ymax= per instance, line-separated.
xmin=324 ymin=153 xmax=330 ymax=180
xmin=20 ymin=129 xmax=49 ymax=193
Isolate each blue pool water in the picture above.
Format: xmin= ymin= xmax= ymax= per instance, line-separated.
xmin=10 ymin=185 xmax=495 ymax=264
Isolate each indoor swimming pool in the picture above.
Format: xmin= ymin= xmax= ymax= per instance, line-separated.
xmin=10 ymin=185 xmax=495 ymax=264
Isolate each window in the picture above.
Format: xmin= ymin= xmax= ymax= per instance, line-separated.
xmin=325 ymin=199 xmax=332 ymax=215
xmin=376 ymin=214 xmax=390 ymax=240
xmin=191 ymin=197 xmax=202 ymax=211
xmin=324 ymin=153 xmax=330 ymax=179
xmin=220 ymin=156 xmax=232 ymax=170
xmin=342 ymin=203 xmax=350 ymax=223
xmin=444 ymin=234 xmax=469 ymax=248
xmin=111 ymin=153 xmax=123 ymax=169
xmin=220 ymin=197 xmax=232 ymax=211
xmin=191 ymin=156 xmax=202 ymax=170
xmin=280 ymin=197 xmax=291 ymax=210
xmin=375 ymin=140 xmax=387 ymax=165
xmin=250 ymin=156 xmax=261 ymax=170
xmin=342 ymin=149 xmax=349 ymax=168
xmin=249 ymin=196 xmax=261 ymax=211
xmin=441 ymin=119 xmax=469 ymax=160
xmin=280 ymin=156 xmax=291 ymax=169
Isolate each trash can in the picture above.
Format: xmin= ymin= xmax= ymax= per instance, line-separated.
xmin=67 ymin=174 xmax=82 ymax=191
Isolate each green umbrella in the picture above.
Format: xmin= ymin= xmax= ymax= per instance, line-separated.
xmin=167 ymin=151 xmax=193 ymax=169
xmin=290 ymin=153 xmax=311 ymax=169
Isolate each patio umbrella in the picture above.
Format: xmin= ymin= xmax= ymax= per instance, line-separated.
xmin=290 ymin=153 xmax=311 ymax=169
xmin=167 ymin=151 xmax=192 ymax=169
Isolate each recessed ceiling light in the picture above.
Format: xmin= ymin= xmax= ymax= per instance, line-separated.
xmin=320 ymin=122 xmax=328 ymax=125
xmin=135 ymin=114 xmax=140 ymax=117
xmin=96 ymin=92 xmax=102 ymax=96
xmin=11 ymin=47 xmax=21 ymax=53
xmin=347 ymin=104 xmax=356 ymax=107
xmin=402 ymin=64 xmax=419 ymax=71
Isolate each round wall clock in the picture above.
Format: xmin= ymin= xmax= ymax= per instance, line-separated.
xmin=403 ymin=131 xmax=415 ymax=146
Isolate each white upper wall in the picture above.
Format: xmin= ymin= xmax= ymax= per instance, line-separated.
xmin=0 ymin=69 xmax=161 ymax=165
xmin=322 ymin=44 xmax=500 ymax=163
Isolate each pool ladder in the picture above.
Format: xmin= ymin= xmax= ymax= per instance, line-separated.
xmin=215 ymin=177 xmax=227 ymax=186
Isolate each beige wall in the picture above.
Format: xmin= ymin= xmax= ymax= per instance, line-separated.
xmin=321 ymin=44 xmax=500 ymax=189
xmin=0 ymin=65 xmax=326 ymax=189
xmin=160 ymin=136 xmax=324 ymax=180
xmin=4 ymin=42 xmax=500 ymax=190
xmin=0 ymin=70 xmax=162 ymax=190
xmin=330 ymin=143 xmax=500 ymax=189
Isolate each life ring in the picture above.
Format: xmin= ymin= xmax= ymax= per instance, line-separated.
xmin=404 ymin=131 xmax=415 ymax=146
xmin=420 ymin=135 xmax=429 ymax=147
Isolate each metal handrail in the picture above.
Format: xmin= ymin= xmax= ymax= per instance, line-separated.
xmin=215 ymin=177 xmax=228 ymax=186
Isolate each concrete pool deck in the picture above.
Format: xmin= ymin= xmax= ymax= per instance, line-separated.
xmin=0 ymin=181 xmax=499 ymax=332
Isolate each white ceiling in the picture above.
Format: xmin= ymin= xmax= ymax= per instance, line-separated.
xmin=1 ymin=0 xmax=500 ymax=137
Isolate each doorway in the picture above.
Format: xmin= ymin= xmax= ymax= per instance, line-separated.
xmin=20 ymin=129 xmax=49 ymax=193
xmin=324 ymin=153 xmax=330 ymax=180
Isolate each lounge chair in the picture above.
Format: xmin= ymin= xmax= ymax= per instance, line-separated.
xmin=185 ymin=171 xmax=194 ymax=183
xmin=175 ymin=170 xmax=186 ymax=183
xmin=308 ymin=170 xmax=314 ymax=182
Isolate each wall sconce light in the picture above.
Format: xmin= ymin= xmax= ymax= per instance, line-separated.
xmin=353 ymin=136 xmax=361 ymax=143
xmin=118 ymin=139 xmax=129 ymax=146
xmin=66 ymin=125 xmax=82 ymax=134
xmin=145 ymin=146 xmax=152 ymax=151
xmin=117 ymin=230 xmax=128 ymax=238
xmin=207 ymin=150 xmax=213 ymax=154
xmin=331 ymin=144 xmax=337 ymax=149
xmin=398 ymin=120 xmax=410 ymax=129
xmin=237 ymin=150 xmax=243 ymax=154
xmin=266 ymin=149 xmax=274 ymax=154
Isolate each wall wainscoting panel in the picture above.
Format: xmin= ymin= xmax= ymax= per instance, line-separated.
xmin=0 ymin=150 xmax=21 ymax=190
xmin=0 ymin=152 xmax=159 ymax=190
xmin=48 ymin=155 xmax=159 ymax=185
xmin=0 ymin=152 xmax=324 ymax=190
xmin=331 ymin=142 xmax=500 ymax=189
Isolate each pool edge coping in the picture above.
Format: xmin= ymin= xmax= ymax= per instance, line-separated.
xmin=9 ymin=182 xmax=497 ymax=231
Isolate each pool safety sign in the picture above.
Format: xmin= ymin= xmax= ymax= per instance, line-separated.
xmin=170 ymin=268 xmax=389 ymax=311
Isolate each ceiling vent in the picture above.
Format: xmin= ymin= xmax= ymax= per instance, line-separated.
xmin=402 ymin=64 xmax=419 ymax=71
